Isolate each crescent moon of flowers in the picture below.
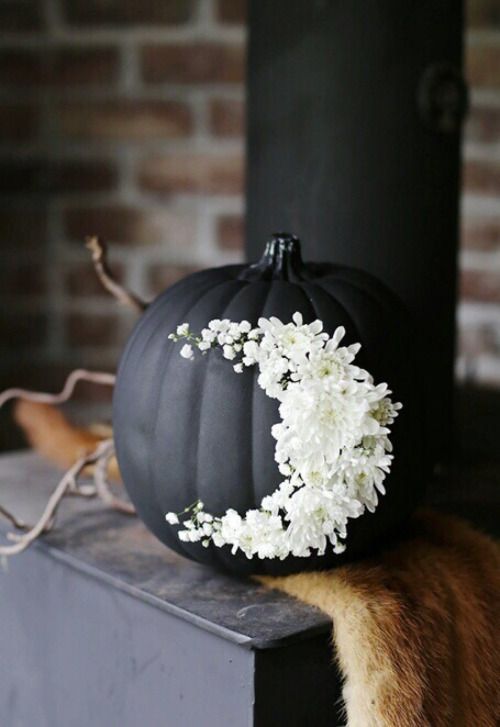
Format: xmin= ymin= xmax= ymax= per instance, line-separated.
xmin=165 ymin=312 xmax=401 ymax=561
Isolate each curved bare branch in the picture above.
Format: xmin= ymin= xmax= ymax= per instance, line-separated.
xmin=0 ymin=369 xmax=116 ymax=411
xmin=86 ymin=236 xmax=147 ymax=314
xmin=93 ymin=440 xmax=135 ymax=515
xmin=0 ymin=440 xmax=112 ymax=556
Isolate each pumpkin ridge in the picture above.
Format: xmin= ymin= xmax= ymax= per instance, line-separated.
xmin=114 ymin=273 xmax=233 ymax=556
xmin=317 ymin=277 xmax=398 ymax=367
xmin=116 ymin=269 xmax=229 ymax=396
xmin=321 ymin=269 xmax=404 ymax=322
xmin=313 ymin=280 xmax=363 ymax=348
xmin=249 ymin=281 xmax=274 ymax=533
xmin=186 ymin=280 xmax=250 ymax=565
xmin=148 ymin=278 xmax=239 ymax=563
xmin=291 ymin=281 xmax=318 ymax=322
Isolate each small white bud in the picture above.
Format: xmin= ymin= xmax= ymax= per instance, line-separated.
xmin=180 ymin=344 xmax=194 ymax=360
xmin=176 ymin=323 xmax=189 ymax=336
xmin=165 ymin=512 xmax=179 ymax=525
xmin=223 ymin=345 xmax=236 ymax=360
xmin=202 ymin=329 xmax=216 ymax=342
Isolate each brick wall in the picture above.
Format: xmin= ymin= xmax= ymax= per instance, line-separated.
xmin=0 ymin=0 xmax=499 ymax=448
xmin=459 ymin=1 xmax=500 ymax=386
xmin=0 ymin=0 xmax=246 ymax=444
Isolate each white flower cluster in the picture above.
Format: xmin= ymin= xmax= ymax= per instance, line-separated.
xmin=166 ymin=313 xmax=401 ymax=560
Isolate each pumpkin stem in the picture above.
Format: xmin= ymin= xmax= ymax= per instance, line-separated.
xmin=239 ymin=233 xmax=308 ymax=282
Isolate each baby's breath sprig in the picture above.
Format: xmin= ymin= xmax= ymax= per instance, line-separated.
xmin=169 ymin=319 xmax=262 ymax=372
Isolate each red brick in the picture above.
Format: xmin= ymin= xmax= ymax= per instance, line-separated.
xmin=467 ymin=44 xmax=500 ymax=89
xmin=0 ymin=262 xmax=46 ymax=296
xmin=463 ymin=159 xmax=500 ymax=196
xmin=466 ymin=105 xmax=500 ymax=143
xmin=64 ymin=205 xmax=194 ymax=246
xmin=216 ymin=0 xmax=247 ymax=24
xmin=65 ymin=206 xmax=142 ymax=244
xmin=62 ymin=0 xmax=192 ymax=26
xmin=138 ymin=153 xmax=244 ymax=196
xmin=0 ymin=47 xmax=119 ymax=87
xmin=458 ymin=326 xmax=482 ymax=358
xmin=0 ymin=207 xmax=47 ymax=249
xmin=64 ymin=261 xmax=125 ymax=298
xmin=0 ymin=312 xmax=47 ymax=348
xmin=0 ymin=159 xmax=117 ymax=195
xmin=460 ymin=269 xmax=500 ymax=303
xmin=51 ymin=47 xmax=119 ymax=85
xmin=0 ymin=1 xmax=43 ymax=32
xmin=141 ymin=43 xmax=245 ymax=84
xmin=0 ymin=50 xmax=41 ymax=86
xmin=65 ymin=313 xmax=121 ymax=347
xmin=148 ymin=264 xmax=200 ymax=294
xmin=467 ymin=0 xmax=500 ymax=28
xmin=216 ymin=214 xmax=244 ymax=250
xmin=458 ymin=323 xmax=500 ymax=357
xmin=462 ymin=219 xmax=500 ymax=250
xmin=56 ymin=100 xmax=192 ymax=141
xmin=209 ymin=98 xmax=245 ymax=137
xmin=0 ymin=104 xmax=39 ymax=141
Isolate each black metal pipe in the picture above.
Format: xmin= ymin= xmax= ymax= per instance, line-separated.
xmin=246 ymin=0 xmax=465 ymax=464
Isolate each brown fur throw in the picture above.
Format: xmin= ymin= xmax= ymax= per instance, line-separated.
xmin=260 ymin=510 xmax=500 ymax=727
xmin=14 ymin=400 xmax=120 ymax=480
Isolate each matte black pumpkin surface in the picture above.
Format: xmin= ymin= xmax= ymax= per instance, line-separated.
xmin=113 ymin=235 xmax=426 ymax=575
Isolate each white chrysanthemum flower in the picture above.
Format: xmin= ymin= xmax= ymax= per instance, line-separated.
xmin=167 ymin=313 xmax=401 ymax=560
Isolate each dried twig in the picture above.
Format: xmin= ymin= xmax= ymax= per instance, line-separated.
xmin=86 ymin=236 xmax=147 ymax=314
xmin=0 ymin=441 xmax=110 ymax=556
xmin=0 ymin=368 xmax=116 ymax=410
xmin=0 ymin=505 xmax=28 ymax=531
xmin=0 ymin=439 xmax=135 ymax=556
xmin=93 ymin=439 xmax=135 ymax=515
xmin=0 ymin=368 xmax=134 ymax=554
xmin=0 ymin=233 xmax=142 ymax=552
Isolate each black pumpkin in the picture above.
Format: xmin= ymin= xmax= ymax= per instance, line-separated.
xmin=113 ymin=234 xmax=426 ymax=575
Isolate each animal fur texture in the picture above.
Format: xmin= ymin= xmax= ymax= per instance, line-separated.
xmin=260 ymin=510 xmax=500 ymax=727
xmin=14 ymin=400 xmax=120 ymax=479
